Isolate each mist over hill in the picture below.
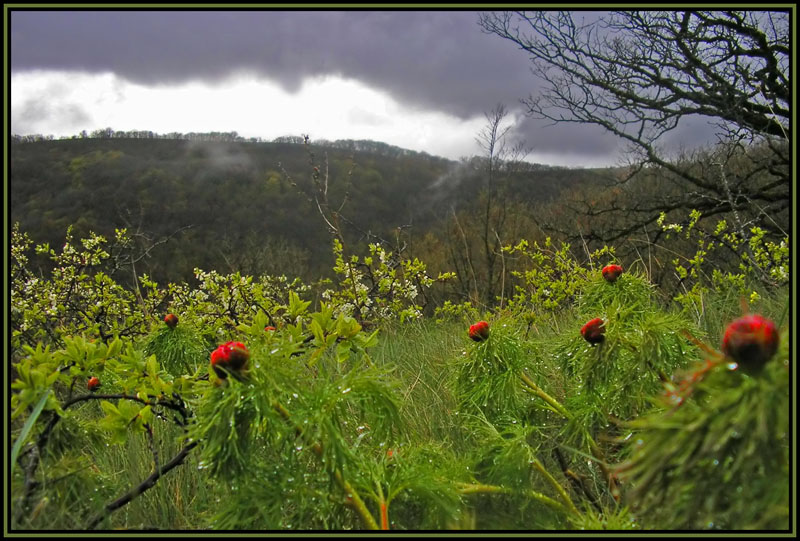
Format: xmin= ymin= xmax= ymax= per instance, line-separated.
xmin=10 ymin=134 xmax=609 ymax=285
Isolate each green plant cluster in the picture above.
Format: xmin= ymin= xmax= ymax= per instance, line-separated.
xmin=503 ymin=237 xmax=615 ymax=321
xmin=617 ymin=329 xmax=790 ymax=529
xmin=10 ymin=224 xmax=158 ymax=352
xmin=323 ymin=238 xmax=455 ymax=323
xmin=9 ymin=222 xmax=790 ymax=531
xmin=657 ymin=210 xmax=790 ymax=317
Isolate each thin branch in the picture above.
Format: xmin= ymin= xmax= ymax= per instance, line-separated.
xmin=86 ymin=441 xmax=198 ymax=530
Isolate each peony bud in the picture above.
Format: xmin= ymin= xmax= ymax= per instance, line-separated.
xmin=722 ymin=314 xmax=779 ymax=369
xmin=602 ymin=264 xmax=624 ymax=283
xmin=210 ymin=341 xmax=250 ymax=378
xmin=88 ymin=376 xmax=101 ymax=392
xmin=164 ymin=313 xmax=179 ymax=328
xmin=225 ymin=341 xmax=250 ymax=371
xmin=581 ymin=318 xmax=606 ymax=344
xmin=264 ymin=326 xmax=276 ymax=332
xmin=210 ymin=345 xmax=230 ymax=379
xmin=468 ymin=321 xmax=490 ymax=342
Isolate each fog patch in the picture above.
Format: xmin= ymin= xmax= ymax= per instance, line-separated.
xmin=185 ymin=140 xmax=254 ymax=171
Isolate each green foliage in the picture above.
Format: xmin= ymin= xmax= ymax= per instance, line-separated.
xmin=323 ymin=238 xmax=455 ymax=323
xmin=617 ymin=327 xmax=790 ymax=529
xmin=453 ymin=318 xmax=531 ymax=426
xmin=11 ymin=390 xmax=53 ymax=476
xmin=10 ymin=219 xmax=789 ymax=531
xmin=11 ymin=336 xmax=123 ymax=420
xmin=657 ymin=211 xmax=790 ymax=319
xmin=98 ymin=399 xmax=155 ymax=445
xmin=368 ymin=443 xmax=467 ymax=530
xmin=569 ymin=506 xmax=639 ymax=531
xmin=172 ymin=268 xmax=310 ymax=342
xmin=577 ymin=266 xmax=659 ymax=316
xmin=144 ymin=320 xmax=208 ymax=376
xmin=433 ymin=300 xmax=479 ymax=323
xmin=12 ymin=224 xmax=127 ymax=349
xmin=552 ymin=273 xmax=703 ymax=439
xmin=504 ymin=238 xmax=615 ymax=321
xmin=184 ymin=295 xmax=459 ymax=530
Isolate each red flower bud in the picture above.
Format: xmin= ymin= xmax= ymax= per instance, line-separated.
xmin=468 ymin=321 xmax=490 ymax=342
xmin=581 ymin=318 xmax=606 ymax=344
xmin=164 ymin=313 xmax=179 ymax=328
xmin=225 ymin=341 xmax=250 ymax=371
xmin=210 ymin=346 xmax=229 ymax=379
xmin=88 ymin=376 xmax=101 ymax=392
xmin=264 ymin=326 xmax=276 ymax=332
xmin=210 ymin=341 xmax=250 ymax=378
xmin=602 ymin=264 xmax=624 ymax=283
xmin=722 ymin=315 xmax=779 ymax=368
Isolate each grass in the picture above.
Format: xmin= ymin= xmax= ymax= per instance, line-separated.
xmin=371 ymin=319 xmax=465 ymax=449
xmin=96 ymin=425 xmax=220 ymax=530
xmin=11 ymin=283 xmax=790 ymax=530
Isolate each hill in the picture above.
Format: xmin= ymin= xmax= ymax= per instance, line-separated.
xmin=10 ymin=136 xmax=608 ymax=285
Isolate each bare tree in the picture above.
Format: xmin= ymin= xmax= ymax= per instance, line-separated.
xmin=478 ymin=11 xmax=789 ymax=240
xmin=442 ymin=104 xmax=531 ymax=306
xmin=476 ymin=104 xmax=530 ymax=304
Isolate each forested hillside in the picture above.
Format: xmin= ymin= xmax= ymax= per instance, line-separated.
xmin=10 ymin=136 xmax=604 ymax=285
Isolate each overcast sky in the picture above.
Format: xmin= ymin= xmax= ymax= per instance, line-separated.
xmin=9 ymin=9 xmax=709 ymax=167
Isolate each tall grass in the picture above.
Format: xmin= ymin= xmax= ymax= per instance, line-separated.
xmin=371 ymin=319 xmax=466 ymax=451
xmin=12 ymin=282 xmax=790 ymax=530
xmin=95 ymin=424 xmax=221 ymax=530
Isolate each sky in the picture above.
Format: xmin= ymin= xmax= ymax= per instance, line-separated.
xmin=9 ymin=9 xmax=714 ymax=168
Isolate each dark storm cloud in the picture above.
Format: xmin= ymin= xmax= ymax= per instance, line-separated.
xmin=11 ymin=11 xmax=534 ymax=116
xmin=9 ymin=10 xmax=714 ymax=160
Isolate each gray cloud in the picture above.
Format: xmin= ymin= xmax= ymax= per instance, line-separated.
xmin=11 ymin=11 xmax=534 ymax=115
xmin=9 ymin=10 xmax=717 ymax=162
xmin=12 ymin=96 xmax=92 ymax=134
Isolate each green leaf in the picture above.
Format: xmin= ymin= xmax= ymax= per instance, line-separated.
xmin=336 ymin=342 xmax=352 ymax=364
xmin=107 ymin=337 xmax=122 ymax=358
xmin=109 ymin=427 xmax=129 ymax=445
xmin=118 ymin=400 xmax=142 ymax=421
xmin=11 ymin=389 xmax=52 ymax=477
xmin=139 ymin=405 xmax=154 ymax=425
xmin=288 ymin=291 xmax=311 ymax=318
xmin=309 ymin=319 xmax=325 ymax=343
xmin=363 ymin=329 xmax=380 ymax=349
xmin=146 ymin=354 xmax=159 ymax=378
xmin=101 ymin=399 xmax=123 ymax=416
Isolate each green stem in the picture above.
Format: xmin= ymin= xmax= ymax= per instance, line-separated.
xmin=271 ymin=399 xmax=379 ymax=530
xmin=335 ymin=471 xmax=379 ymax=530
xmin=519 ymin=371 xmax=619 ymax=500
xmin=519 ymin=371 xmax=570 ymax=418
xmin=530 ymin=457 xmax=581 ymax=516
xmin=587 ymin=435 xmax=621 ymax=502
xmin=456 ymin=482 xmax=567 ymax=515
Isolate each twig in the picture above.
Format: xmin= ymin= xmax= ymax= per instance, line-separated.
xmin=553 ymin=447 xmax=603 ymax=513
xmin=86 ymin=441 xmax=197 ymax=529
xmin=14 ymin=392 xmax=189 ymax=524
xmin=451 ymin=208 xmax=480 ymax=304
xmin=144 ymin=423 xmax=160 ymax=473
xmin=529 ymin=455 xmax=581 ymax=516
